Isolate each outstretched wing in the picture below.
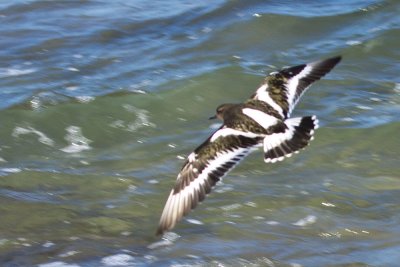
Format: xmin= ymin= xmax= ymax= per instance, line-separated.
xmin=263 ymin=115 xmax=319 ymax=163
xmin=252 ymin=56 xmax=341 ymax=119
xmin=156 ymin=129 xmax=263 ymax=235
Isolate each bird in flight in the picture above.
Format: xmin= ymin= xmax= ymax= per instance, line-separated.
xmin=156 ymin=56 xmax=341 ymax=235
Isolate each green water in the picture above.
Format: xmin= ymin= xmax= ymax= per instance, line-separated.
xmin=1 ymin=0 xmax=400 ymax=266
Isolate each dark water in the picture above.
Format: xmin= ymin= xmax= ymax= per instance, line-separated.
xmin=0 ymin=0 xmax=399 ymax=266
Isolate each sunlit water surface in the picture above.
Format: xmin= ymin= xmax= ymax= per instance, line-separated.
xmin=0 ymin=0 xmax=399 ymax=266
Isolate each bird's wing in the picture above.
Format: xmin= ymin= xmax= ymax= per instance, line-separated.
xmin=156 ymin=127 xmax=263 ymax=235
xmin=263 ymin=115 xmax=319 ymax=163
xmin=251 ymin=56 xmax=341 ymax=119
xmin=239 ymin=108 xmax=318 ymax=163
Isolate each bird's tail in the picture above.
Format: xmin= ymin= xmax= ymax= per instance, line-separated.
xmin=263 ymin=116 xmax=318 ymax=163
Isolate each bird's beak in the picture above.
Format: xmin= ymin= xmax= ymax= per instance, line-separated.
xmin=209 ymin=115 xmax=217 ymax=120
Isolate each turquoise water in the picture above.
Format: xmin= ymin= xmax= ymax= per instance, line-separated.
xmin=0 ymin=0 xmax=399 ymax=266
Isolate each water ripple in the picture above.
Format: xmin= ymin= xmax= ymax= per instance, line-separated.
xmin=0 ymin=0 xmax=400 ymax=266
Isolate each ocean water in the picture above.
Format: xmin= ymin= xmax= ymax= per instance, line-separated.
xmin=0 ymin=0 xmax=399 ymax=266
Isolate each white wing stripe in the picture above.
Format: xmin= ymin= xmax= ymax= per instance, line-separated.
xmin=159 ymin=190 xmax=174 ymax=225
xmin=210 ymin=127 xmax=260 ymax=142
xmin=286 ymin=64 xmax=313 ymax=115
xmin=242 ymin=108 xmax=279 ymax=130
xmin=179 ymin=147 xmax=250 ymax=198
xmin=254 ymin=84 xmax=284 ymax=117
xmin=159 ymin=146 xmax=253 ymax=232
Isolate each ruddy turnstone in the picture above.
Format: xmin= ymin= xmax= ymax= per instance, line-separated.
xmin=157 ymin=56 xmax=341 ymax=235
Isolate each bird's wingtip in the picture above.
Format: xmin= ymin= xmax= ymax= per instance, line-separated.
xmin=311 ymin=55 xmax=342 ymax=67
xmin=330 ymin=55 xmax=342 ymax=63
xmin=155 ymin=227 xmax=164 ymax=236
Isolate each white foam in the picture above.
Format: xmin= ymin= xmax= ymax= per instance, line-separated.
xmin=127 ymin=111 xmax=155 ymax=131
xmin=394 ymin=83 xmax=400 ymax=93
xmin=214 ymin=182 xmax=234 ymax=193
xmin=130 ymin=89 xmax=147 ymax=94
xmin=341 ymin=117 xmax=355 ymax=122
xmin=220 ymin=203 xmax=242 ymax=211
xmin=30 ymin=96 xmax=41 ymax=109
xmin=369 ymin=97 xmax=381 ymax=102
xmin=109 ymin=120 xmax=125 ymax=129
xmin=65 ymin=86 xmax=79 ymax=91
xmin=59 ymin=250 xmax=79 ymax=258
xmin=67 ymin=67 xmax=79 ymax=72
xmin=60 ymin=126 xmax=92 ymax=153
xmin=345 ymin=228 xmax=359 ymax=235
xmin=244 ymin=201 xmax=257 ymax=207
xmin=1 ymin=168 xmax=21 ymax=173
xmin=346 ymin=40 xmax=362 ymax=46
xmin=201 ymin=27 xmax=212 ymax=33
xmin=356 ymin=105 xmax=372 ymax=110
xmin=147 ymin=232 xmax=180 ymax=249
xmin=129 ymin=80 xmax=150 ymax=90
xmin=293 ymin=215 xmax=317 ymax=226
xmin=75 ymin=96 xmax=95 ymax=103
xmin=0 ymin=67 xmax=36 ymax=78
xmin=186 ymin=218 xmax=203 ymax=225
xmin=111 ymin=105 xmax=155 ymax=132
xmin=38 ymin=261 xmax=81 ymax=267
xmin=42 ymin=241 xmax=55 ymax=248
xmin=101 ymin=254 xmax=135 ymax=266
xmin=321 ymin=202 xmax=336 ymax=207
xmin=147 ymin=239 xmax=173 ymax=249
xmin=162 ymin=232 xmax=180 ymax=242
xmin=12 ymin=126 xmax=55 ymax=146
xmin=126 ymin=185 xmax=137 ymax=193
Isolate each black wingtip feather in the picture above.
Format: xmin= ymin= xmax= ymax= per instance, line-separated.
xmin=264 ymin=116 xmax=318 ymax=163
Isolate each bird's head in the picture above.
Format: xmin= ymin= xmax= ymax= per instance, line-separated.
xmin=209 ymin=103 xmax=236 ymax=120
